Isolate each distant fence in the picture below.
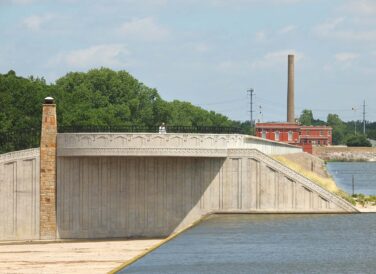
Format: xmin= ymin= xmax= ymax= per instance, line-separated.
xmin=0 ymin=128 xmax=40 ymax=154
xmin=58 ymin=125 xmax=245 ymax=134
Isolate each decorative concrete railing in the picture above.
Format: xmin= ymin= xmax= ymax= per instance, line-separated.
xmin=0 ymin=148 xmax=40 ymax=163
xmin=57 ymin=133 xmax=302 ymax=157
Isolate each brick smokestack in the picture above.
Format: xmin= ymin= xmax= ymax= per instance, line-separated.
xmin=287 ymin=54 xmax=295 ymax=123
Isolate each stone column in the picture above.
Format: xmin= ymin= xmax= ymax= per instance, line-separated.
xmin=287 ymin=54 xmax=295 ymax=123
xmin=40 ymin=97 xmax=57 ymax=239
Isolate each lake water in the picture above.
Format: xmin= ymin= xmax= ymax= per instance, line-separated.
xmin=119 ymin=214 xmax=376 ymax=274
xmin=326 ymin=162 xmax=376 ymax=195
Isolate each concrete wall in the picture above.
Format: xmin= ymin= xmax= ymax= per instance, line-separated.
xmin=0 ymin=149 xmax=40 ymax=240
xmin=57 ymin=133 xmax=302 ymax=158
xmin=57 ymin=149 xmax=356 ymax=239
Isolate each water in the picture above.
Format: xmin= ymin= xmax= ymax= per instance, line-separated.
xmin=119 ymin=214 xmax=376 ymax=274
xmin=326 ymin=162 xmax=376 ymax=195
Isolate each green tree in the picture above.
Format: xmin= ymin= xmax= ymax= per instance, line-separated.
xmin=299 ymin=109 xmax=313 ymax=126
xmin=327 ymin=113 xmax=346 ymax=145
xmin=346 ymin=135 xmax=372 ymax=147
xmin=0 ymin=68 xmax=243 ymax=153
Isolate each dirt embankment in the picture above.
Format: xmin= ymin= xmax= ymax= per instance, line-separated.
xmin=276 ymin=152 xmax=330 ymax=178
xmin=312 ymin=146 xmax=376 ymax=161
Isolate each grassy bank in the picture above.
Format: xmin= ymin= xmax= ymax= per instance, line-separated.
xmin=352 ymin=194 xmax=376 ymax=206
xmin=325 ymin=159 xmax=372 ymax=163
xmin=273 ymin=156 xmax=356 ymax=205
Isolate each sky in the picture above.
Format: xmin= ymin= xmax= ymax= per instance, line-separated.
xmin=1 ymin=0 xmax=376 ymax=123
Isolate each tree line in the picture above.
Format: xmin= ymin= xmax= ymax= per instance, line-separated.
xmin=0 ymin=68 xmax=250 ymax=153
xmin=0 ymin=68 xmax=373 ymax=153
xmin=298 ymin=109 xmax=373 ymax=147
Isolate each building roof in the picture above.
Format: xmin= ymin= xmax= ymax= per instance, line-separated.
xmin=255 ymin=122 xmax=300 ymax=129
xmin=256 ymin=122 xmax=332 ymax=131
xmin=300 ymin=125 xmax=332 ymax=130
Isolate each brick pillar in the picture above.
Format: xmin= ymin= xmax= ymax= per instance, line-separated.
xmin=40 ymin=97 xmax=57 ymax=239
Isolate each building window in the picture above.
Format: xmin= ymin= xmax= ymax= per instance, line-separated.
xmin=320 ymin=131 xmax=323 ymax=136
xmin=275 ymin=131 xmax=280 ymax=141
xmin=318 ymin=140 xmax=321 ymax=145
xmin=288 ymin=131 xmax=292 ymax=141
xmin=262 ymin=130 xmax=266 ymax=139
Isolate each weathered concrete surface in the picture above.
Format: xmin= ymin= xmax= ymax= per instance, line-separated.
xmin=313 ymin=146 xmax=376 ymax=161
xmin=57 ymin=133 xmax=302 ymax=157
xmin=57 ymin=149 xmax=357 ymax=239
xmin=0 ymin=239 xmax=162 ymax=274
xmin=0 ymin=148 xmax=40 ymax=240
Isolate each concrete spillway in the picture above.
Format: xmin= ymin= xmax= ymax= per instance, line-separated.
xmin=0 ymin=133 xmax=358 ymax=241
xmin=56 ymin=133 xmax=357 ymax=238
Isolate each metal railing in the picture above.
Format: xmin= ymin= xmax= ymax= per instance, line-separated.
xmin=0 ymin=128 xmax=40 ymax=154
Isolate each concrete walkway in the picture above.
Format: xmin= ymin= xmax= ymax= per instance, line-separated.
xmin=0 ymin=239 xmax=163 ymax=274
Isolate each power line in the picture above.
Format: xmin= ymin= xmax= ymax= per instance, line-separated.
xmin=198 ymin=97 xmax=247 ymax=106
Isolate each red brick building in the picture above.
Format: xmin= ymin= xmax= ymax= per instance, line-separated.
xmin=255 ymin=123 xmax=332 ymax=153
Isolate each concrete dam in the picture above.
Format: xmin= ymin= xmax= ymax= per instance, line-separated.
xmin=0 ymin=101 xmax=358 ymax=241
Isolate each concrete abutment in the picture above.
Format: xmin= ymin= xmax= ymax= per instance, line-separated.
xmin=0 ymin=99 xmax=359 ymax=241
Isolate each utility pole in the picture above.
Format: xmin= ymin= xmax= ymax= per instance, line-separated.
xmin=247 ymin=89 xmax=255 ymax=135
xmin=352 ymin=107 xmax=357 ymax=135
xmin=363 ymin=100 xmax=366 ymax=135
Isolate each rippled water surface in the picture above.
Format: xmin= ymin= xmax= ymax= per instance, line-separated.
xmin=120 ymin=214 xmax=376 ymax=274
xmin=326 ymin=162 xmax=376 ymax=195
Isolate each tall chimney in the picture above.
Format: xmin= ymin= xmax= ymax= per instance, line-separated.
xmin=287 ymin=54 xmax=295 ymax=123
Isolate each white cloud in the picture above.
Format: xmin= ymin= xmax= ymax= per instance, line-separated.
xmin=209 ymin=0 xmax=305 ymax=6
xmin=335 ymin=52 xmax=359 ymax=62
xmin=251 ymin=50 xmax=304 ymax=69
xmin=192 ymin=42 xmax=209 ymax=53
xmin=9 ymin=0 xmax=38 ymax=3
xmin=255 ymin=31 xmax=267 ymax=42
xmin=278 ymin=25 xmax=297 ymax=34
xmin=22 ymin=14 xmax=54 ymax=31
xmin=341 ymin=0 xmax=376 ymax=16
xmin=323 ymin=52 xmax=360 ymax=71
xmin=50 ymin=44 xmax=130 ymax=69
xmin=216 ymin=49 xmax=303 ymax=73
xmin=323 ymin=64 xmax=332 ymax=72
xmin=313 ymin=17 xmax=344 ymax=37
xmin=119 ymin=17 xmax=169 ymax=41
xmin=120 ymin=0 xmax=167 ymax=6
xmin=314 ymin=17 xmax=376 ymax=42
